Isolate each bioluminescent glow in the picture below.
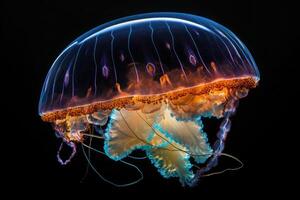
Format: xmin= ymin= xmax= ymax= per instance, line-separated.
xmin=39 ymin=12 xmax=260 ymax=186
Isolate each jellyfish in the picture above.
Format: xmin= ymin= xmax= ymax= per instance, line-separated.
xmin=39 ymin=12 xmax=260 ymax=186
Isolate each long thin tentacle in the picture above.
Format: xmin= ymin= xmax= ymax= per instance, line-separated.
xmin=80 ymin=129 xmax=94 ymax=182
xmin=81 ymin=142 xmax=144 ymax=187
xmin=193 ymin=152 xmax=243 ymax=177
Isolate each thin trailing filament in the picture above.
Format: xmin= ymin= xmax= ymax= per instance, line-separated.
xmin=199 ymin=152 xmax=244 ymax=177
xmin=81 ymin=142 xmax=144 ymax=187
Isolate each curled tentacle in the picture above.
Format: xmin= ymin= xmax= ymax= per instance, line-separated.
xmin=57 ymin=141 xmax=77 ymax=165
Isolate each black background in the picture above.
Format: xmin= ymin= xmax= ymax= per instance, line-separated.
xmin=2 ymin=0 xmax=293 ymax=197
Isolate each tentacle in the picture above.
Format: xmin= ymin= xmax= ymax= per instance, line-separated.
xmin=80 ymin=132 xmax=93 ymax=182
xmin=128 ymin=155 xmax=147 ymax=160
xmin=57 ymin=140 xmax=77 ymax=165
xmin=190 ymin=99 xmax=238 ymax=186
xmin=81 ymin=143 xmax=143 ymax=187
xmin=201 ymin=152 xmax=243 ymax=177
xmin=81 ymin=133 xmax=104 ymax=139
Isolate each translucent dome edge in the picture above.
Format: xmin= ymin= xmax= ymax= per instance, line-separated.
xmin=38 ymin=12 xmax=260 ymax=116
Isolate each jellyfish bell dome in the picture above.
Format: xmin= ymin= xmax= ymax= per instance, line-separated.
xmin=39 ymin=12 xmax=259 ymax=121
xmin=39 ymin=12 xmax=260 ymax=186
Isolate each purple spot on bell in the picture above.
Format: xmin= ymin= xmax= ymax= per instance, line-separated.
xmin=166 ymin=42 xmax=171 ymax=49
xmin=64 ymin=69 xmax=70 ymax=86
xmin=120 ymin=53 xmax=125 ymax=62
xmin=189 ymin=54 xmax=197 ymax=66
xmin=146 ymin=62 xmax=156 ymax=76
xmin=102 ymin=65 xmax=109 ymax=78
